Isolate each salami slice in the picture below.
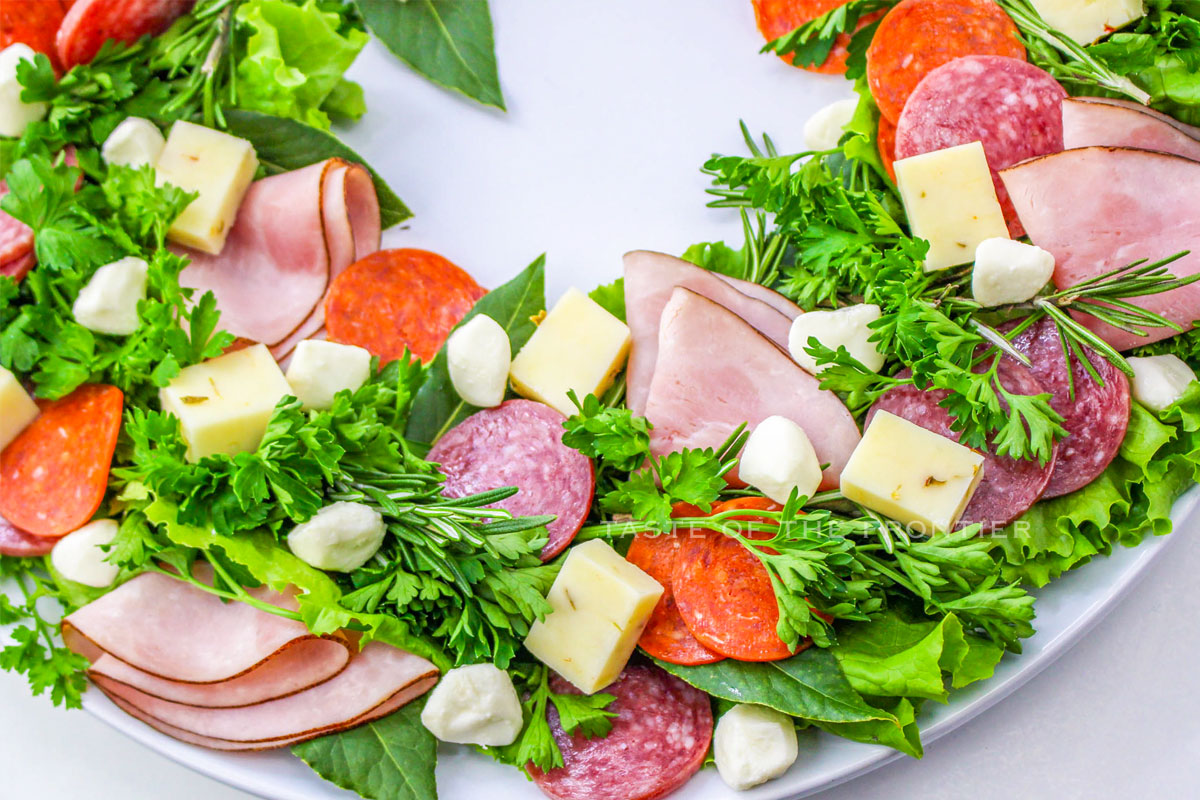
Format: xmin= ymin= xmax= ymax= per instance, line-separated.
xmin=895 ymin=55 xmax=1066 ymax=237
xmin=878 ymin=113 xmax=897 ymax=182
xmin=56 ymin=0 xmax=196 ymax=70
xmin=0 ymin=513 xmax=56 ymax=557
xmin=0 ymin=384 xmax=124 ymax=537
xmin=1 ymin=0 xmax=67 ymax=70
xmin=528 ymin=664 xmax=713 ymax=800
xmin=325 ymin=248 xmax=486 ymax=364
xmin=752 ymin=0 xmax=883 ymax=75
xmin=1005 ymin=316 xmax=1131 ymax=498
xmin=866 ymin=357 xmax=1057 ymax=532
xmin=0 ymin=180 xmax=35 ymax=279
xmin=866 ymin=0 xmax=1026 ymax=123
xmin=426 ymin=400 xmax=594 ymax=561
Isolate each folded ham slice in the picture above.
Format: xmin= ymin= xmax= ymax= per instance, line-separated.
xmin=1062 ymin=97 xmax=1200 ymax=161
xmin=1001 ymin=147 xmax=1200 ymax=351
xmin=643 ymin=288 xmax=860 ymax=489
xmin=716 ymin=273 xmax=803 ymax=319
xmin=624 ymin=251 xmax=795 ymax=415
xmin=178 ymin=159 xmax=381 ymax=359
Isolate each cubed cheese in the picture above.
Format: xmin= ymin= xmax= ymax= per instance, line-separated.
xmin=1128 ymin=354 xmax=1197 ymax=413
xmin=0 ymin=44 xmax=48 ymax=138
xmin=159 ymin=344 xmax=291 ymax=461
xmin=447 ymin=314 xmax=512 ymax=408
xmin=894 ymin=141 xmax=1010 ymax=272
xmin=285 ymin=339 xmax=372 ymax=410
xmin=72 ymin=256 xmax=149 ymax=336
xmin=102 ymin=117 xmax=166 ymax=169
xmin=420 ymin=664 xmax=523 ymax=746
xmin=971 ymin=238 xmax=1055 ymax=306
xmin=51 ymin=519 xmax=120 ymax=588
xmin=739 ymin=416 xmax=823 ymax=505
xmin=1029 ymin=0 xmax=1143 ymax=44
xmin=788 ymin=303 xmax=884 ymax=374
xmin=0 ymin=366 xmax=39 ymax=452
xmin=287 ymin=502 xmax=387 ymax=572
xmin=803 ymin=98 xmax=859 ymax=152
xmin=509 ymin=288 xmax=631 ymax=417
xmin=523 ymin=539 xmax=663 ymax=694
xmin=713 ymin=704 xmax=799 ymax=791
xmin=840 ymin=410 xmax=985 ymax=535
xmin=156 ymin=121 xmax=258 ymax=255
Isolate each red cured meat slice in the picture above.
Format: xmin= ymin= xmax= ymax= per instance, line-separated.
xmin=427 ymin=400 xmax=595 ymax=561
xmin=895 ymin=55 xmax=1066 ymax=238
xmin=866 ymin=357 xmax=1057 ymax=531
xmin=0 ymin=1 xmax=67 ymax=70
xmin=752 ymin=0 xmax=883 ymax=75
xmin=528 ymin=665 xmax=713 ymax=800
xmin=0 ymin=513 xmax=56 ymax=557
xmin=56 ymin=0 xmax=196 ymax=70
xmin=1004 ymin=316 xmax=1130 ymax=498
xmin=0 ymin=180 xmax=35 ymax=278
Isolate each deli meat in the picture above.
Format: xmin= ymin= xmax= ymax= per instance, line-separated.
xmin=1062 ymin=96 xmax=1200 ymax=161
xmin=643 ymin=288 xmax=860 ymax=490
xmin=57 ymin=0 xmax=196 ymax=70
xmin=0 ymin=513 xmax=55 ymax=558
xmin=716 ymin=272 xmax=803 ymax=319
xmin=1001 ymin=147 xmax=1200 ymax=351
xmin=624 ymin=250 xmax=794 ymax=414
xmin=0 ymin=180 xmax=34 ymax=280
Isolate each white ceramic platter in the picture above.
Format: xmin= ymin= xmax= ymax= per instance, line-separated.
xmin=79 ymin=1 xmax=1200 ymax=798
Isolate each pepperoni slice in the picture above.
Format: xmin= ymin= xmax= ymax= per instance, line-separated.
xmin=0 ymin=513 xmax=56 ymax=557
xmin=878 ymin=113 xmax=897 ymax=182
xmin=1 ymin=0 xmax=68 ymax=70
xmin=528 ymin=664 xmax=713 ymax=800
xmin=0 ymin=384 xmax=123 ymax=537
xmin=866 ymin=0 xmax=1026 ymax=123
xmin=325 ymin=248 xmax=487 ymax=364
xmin=56 ymin=0 xmax=196 ymax=70
xmin=752 ymin=0 xmax=883 ymax=74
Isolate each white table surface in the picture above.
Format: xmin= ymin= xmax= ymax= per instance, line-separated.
xmin=4 ymin=1 xmax=1199 ymax=797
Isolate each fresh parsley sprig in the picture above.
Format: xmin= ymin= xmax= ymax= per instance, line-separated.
xmin=760 ymin=0 xmax=895 ymax=76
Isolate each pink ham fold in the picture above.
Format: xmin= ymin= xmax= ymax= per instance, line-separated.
xmin=643 ymin=288 xmax=860 ymax=490
xmin=1062 ymin=97 xmax=1200 ymax=161
xmin=716 ymin=273 xmax=803 ymax=319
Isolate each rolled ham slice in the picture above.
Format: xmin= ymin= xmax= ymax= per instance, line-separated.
xmin=178 ymin=159 xmax=380 ymax=359
xmin=715 ymin=273 xmax=803 ymax=319
xmin=643 ymin=287 xmax=860 ymax=489
xmin=624 ymin=250 xmax=795 ymax=415
xmin=1062 ymin=97 xmax=1200 ymax=161
xmin=1001 ymin=147 xmax=1200 ymax=351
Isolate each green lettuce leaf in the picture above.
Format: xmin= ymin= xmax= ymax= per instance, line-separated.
xmin=815 ymin=696 xmax=923 ymax=758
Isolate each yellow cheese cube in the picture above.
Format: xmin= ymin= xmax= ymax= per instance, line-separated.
xmin=0 ymin=366 xmax=39 ymax=452
xmin=894 ymin=141 xmax=1009 ymax=273
xmin=1029 ymin=0 xmax=1142 ymax=44
xmin=840 ymin=410 xmax=985 ymax=536
xmin=509 ymin=288 xmax=631 ymax=416
xmin=523 ymin=539 xmax=664 ymax=694
xmin=160 ymin=344 xmax=291 ymax=462
xmin=157 ymin=121 xmax=258 ymax=255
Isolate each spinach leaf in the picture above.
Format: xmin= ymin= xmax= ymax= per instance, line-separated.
xmin=223 ymin=109 xmax=412 ymax=228
xmin=815 ymin=696 xmax=923 ymax=758
xmin=406 ymin=255 xmax=546 ymax=445
xmin=294 ymin=698 xmax=438 ymax=800
xmin=356 ymin=0 xmax=506 ymax=110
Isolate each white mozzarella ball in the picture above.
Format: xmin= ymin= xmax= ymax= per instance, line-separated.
xmin=788 ymin=303 xmax=884 ymax=375
xmin=714 ymin=704 xmax=799 ymax=791
xmin=51 ymin=520 xmax=120 ymax=588
xmin=287 ymin=502 xmax=387 ymax=573
xmin=803 ymin=98 xmax=858 ymax=152
xmin=447 ymin=314 xmax=511 ymax=408
xmin=420 ymin=664 xmax=524 ymax=746
xmin=971 ymin=238 xmax=1056 ymax=307
xmin=102 ymin=117 xmax=167 ymax=169
xmin=739 ymin=416 xmax=823 ymax=505
xmin=0 ymin=44 xmax=48 ymax=139
xmin=72 ymin=256 xmax=149 ymax=336
xmin=285 ymin=339 xmax=373 ymax=410
xmin=1128 ymin=354 xmax=1197 ymax=413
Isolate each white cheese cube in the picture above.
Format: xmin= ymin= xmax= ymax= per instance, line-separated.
xmin=803 ymin=98 xmax=859 ymax=152
xmin=894 ymin=141 xmax=1010 ymax=272
xmin=287 ymin=502 xmax=387 ymax=573
xmin=971 ymin=238 xmax=1055 ymax=307
xmin=841 ymin=410 xmax=985 ymax=535
xmin=714 ymin=704 xmax=799 ymax=791
xmin=72 ymin=256 xmax=149 ymax=336
xmin=51 ymin=519 xmax=120 ymax=588
xmin=0 ymin=366 xmax=39 ymax=453
xmin=159 ymin=344 xmax=291 ymax=461
xmin=1128 ymin=354 xmax=1197 ymax=413
xmin=523 ymin=539 xmax=663 ymax=694
xmin=1030 ymin=0 xmax=1143 ymax=44
xmin=102 ymin=117 xmax=166 ymax=169
xmin=420 ymin=664 xmax=523 ymax=746
xmin=447 ymin=314 xmax=511 ymax=408
xmin=740 ymin=416 xmax=823 ymax=505
xmin=285 ymin=339 xmax=372 ymax=410
xmin=0 ymin=44 xmax=48 ymax=139
xmin=156 ymin=121 xmax=258 ymax=255
xmin=510 ymin=288 xmax=631 ymax=417
xmin=788 ymin=303 xmax=884 ymax=375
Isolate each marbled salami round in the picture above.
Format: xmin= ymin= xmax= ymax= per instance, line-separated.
xmin=895 ymin=55 xmax=1066 ymax=237
xmin=1005 ymin=316 xmax=1131 ymax=498
xmin=527 ymin=664 xmax=713 ymax=800
xmin=0 ymin=513 xmax=56 ymax=558
xmin=56 ymin=0 xmax=196 ymax=70
xmin=866 ymin=357 xmax=1057 ymax=532
xmin=427 ymin=400 xmax=594 ymax=561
